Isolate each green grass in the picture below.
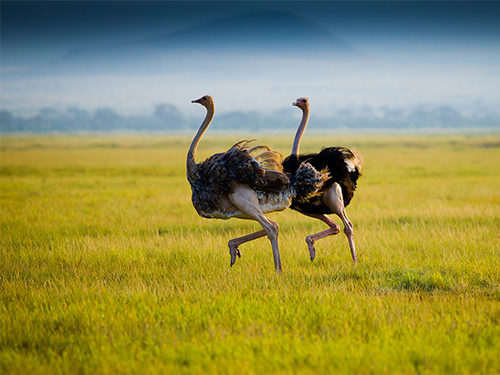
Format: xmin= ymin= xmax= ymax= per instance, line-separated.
xmin=1 ymin=134 xmax=499 ymax=374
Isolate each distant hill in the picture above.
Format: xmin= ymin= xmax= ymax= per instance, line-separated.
xmin=143 ymin=10 xmax=355 ymax=55
xmin=54 ymin=10 xmax=356 ymax=74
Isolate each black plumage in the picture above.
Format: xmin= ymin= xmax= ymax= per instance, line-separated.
xmin=283 ymin=146 xmax=362 ymax=214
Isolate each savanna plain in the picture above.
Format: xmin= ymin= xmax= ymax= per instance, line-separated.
xmin=1 ymin=134 xmax=499 ymax=375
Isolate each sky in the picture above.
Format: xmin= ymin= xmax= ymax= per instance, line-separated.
xmin=2 ymin=1 xmax=500 ymax=119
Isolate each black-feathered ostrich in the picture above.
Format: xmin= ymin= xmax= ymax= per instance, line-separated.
xmin=282 ymin=97 xmax=364 ymax=263
xmin=187 ymin=95 xmax=327 ymax=271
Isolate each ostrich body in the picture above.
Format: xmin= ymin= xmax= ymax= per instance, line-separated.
xmin=282 ymin=97 xmax=364 ymax=263
xmin=187 ymin=95 xmax=326 ymax=271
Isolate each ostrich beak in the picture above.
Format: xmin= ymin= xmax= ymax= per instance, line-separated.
xmin=292 ymin=101 xmax=298 ymax=106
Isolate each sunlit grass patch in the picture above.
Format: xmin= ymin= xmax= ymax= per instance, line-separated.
xmin=1 ymin=134 xmax=500 ymax=374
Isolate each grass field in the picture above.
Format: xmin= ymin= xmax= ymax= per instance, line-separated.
xmin=1 ymin=134 xmax=499 ymax=374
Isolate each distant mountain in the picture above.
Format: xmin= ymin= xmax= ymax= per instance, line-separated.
xmin=143 ymin=10 xmax=355 ymax=55
xmin=53 ymin=10 xmax=356 ymax=74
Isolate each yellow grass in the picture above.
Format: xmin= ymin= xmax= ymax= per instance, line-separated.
xmin=1 ymin=134 xmax=499 ymax=374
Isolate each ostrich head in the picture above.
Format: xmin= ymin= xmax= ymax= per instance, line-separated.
xmin=293 ymin=97 xmax=309 ymax=110
xmin=192 ymin=95 xmax=214 ymax=109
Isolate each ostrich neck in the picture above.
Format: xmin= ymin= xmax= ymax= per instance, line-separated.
xmin=291 ymin=107 xmax=310 ymax=156
xmin=186 ymin=106 xmax=214 ymax=182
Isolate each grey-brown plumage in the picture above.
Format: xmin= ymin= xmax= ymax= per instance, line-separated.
xmin=190 ymin=140 xmax=292 ymax=218
xmin=186 ymin=95 xmax=326 ymax=271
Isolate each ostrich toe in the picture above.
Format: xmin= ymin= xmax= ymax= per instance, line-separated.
xmin=305 ymin=236 xmax=316 ymax=261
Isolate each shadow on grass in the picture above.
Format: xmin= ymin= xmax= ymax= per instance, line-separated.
xmin=293 ymin=266 xmax=499 ymax=298
xmin=389 ymin=270 xmax=449 ymax=292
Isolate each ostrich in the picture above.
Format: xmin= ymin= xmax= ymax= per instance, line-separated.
xmin=187 ymin=95 xmax=327 ymax=271
xmin=282 ymin=97 xmax=364 ymax=263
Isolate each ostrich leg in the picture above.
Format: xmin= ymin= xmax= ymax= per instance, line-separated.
xmin=322 ymin=183 xmax=357 ymax=263
xmin=228 ymin=219 xmax=279 ymax=266
xmin=303 ymin=214 xmax=341 ymax=261
xmin=228 ymin=185 xmax=282 ymax=272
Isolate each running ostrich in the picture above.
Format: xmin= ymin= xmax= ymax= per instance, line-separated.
xmin=282 ymin=97 xmax=364 ymax=263
xmin=187 ymin=95 xmax=327 ymax=271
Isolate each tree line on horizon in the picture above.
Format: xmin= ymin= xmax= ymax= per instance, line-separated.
xmin=1 ymin=103 xmax=499 ymax=133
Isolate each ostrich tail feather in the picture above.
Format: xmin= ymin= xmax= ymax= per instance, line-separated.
xmin=252 ymin=150 xmax=284 ymax=171
xmin=332 ymin=146 xmax=364 ymax=175
xmin=248 ymin=145 xmax=272 ymax=155
xmin=245 ymin=143 xmax=284 ymax=172
xmin=290 ymin=162 xmax=329 ymax=202
xmin=228 ymin=139 xmax=256 ymax=150
xmin=351 ymin=149 xmax=364 ymax=175
xmin=227 ymin=140 xmax=284 ymax=171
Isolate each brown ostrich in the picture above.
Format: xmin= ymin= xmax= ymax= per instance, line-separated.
xmin=187 ymin=95 xmax=327 ymax=271
xmin=282 ymin=97 xmax=364 ymax=263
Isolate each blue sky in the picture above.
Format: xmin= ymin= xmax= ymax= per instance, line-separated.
xmin=2 ymin=1 xmax=500 ymax=118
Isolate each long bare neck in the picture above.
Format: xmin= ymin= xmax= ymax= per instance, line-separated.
xmin=187 ymin=105 xmax=214 ymax=180
xmin=291 ymin=106 xmax=309 ymax=156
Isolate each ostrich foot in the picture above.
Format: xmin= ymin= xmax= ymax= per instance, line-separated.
xmin=229 ymin=246 xmax=241 ymax=267
xmin=345 ymin=227 xmax=357 ymax=264
xmin=305 ymin=236 xmax=316 ymax=261
xmin=349 ymin=240 xmax=357 ymax=264
xmin=301 ymin=214 xmax=341 ymax=263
